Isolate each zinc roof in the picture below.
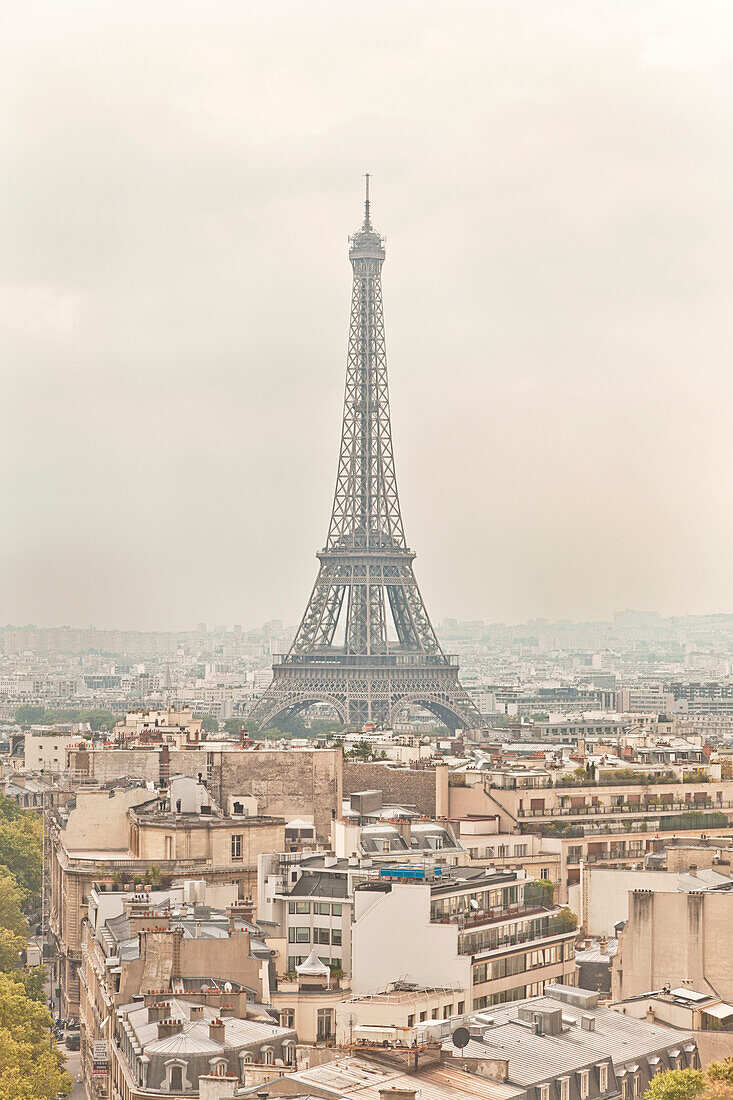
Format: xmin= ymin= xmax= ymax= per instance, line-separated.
xmin=440 ymin=999 xmax=693 ymax=1085
xmin=252 ymin=1054 xmax=521 ymax=1100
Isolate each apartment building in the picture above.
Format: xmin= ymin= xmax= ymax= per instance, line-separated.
xmin=80 ymin=879 xmax=278 ymax=1098
xmin=49 ymin=778 xmax=285 ymax=1019
xmin=613 ymin=889 xmax=733 ymax=1002
xmin=332 ymin=789 xmax=465 ymax=864
xmin=270 ymin=950 xmax=350 ymax=1045
xmin=256 ymin=986 xmax=697 ymax=1100
xmin=456 ymin=821 xmax=561 ymax=889
xmin=113 ymin=708 xmax=203 ymax=747
xmin=259 ymin=854 xmax=358 ymax=977
xmin=351 ymin=866 xmax=577 ymax=1010
xmin=574 ymin=841 xmax=733 ymax=935
xmin=111 ymin=1000 xmax=296 ymax=1100
xmin=67 ymin=744 xmax=342 ymax=841
xmin=24 ymin=729 xmax=81 ymax=772
xmin=448 ymin=764 xmax=733 ymax=900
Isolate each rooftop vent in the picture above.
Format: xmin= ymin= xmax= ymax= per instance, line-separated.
xmin=581 ymin=1015 xmax=595 ymax=1031
xmin=517 ymin=1007 xmax=563 ymax=1036
xmin=545 ymin=985 xmax=599 ymax=1011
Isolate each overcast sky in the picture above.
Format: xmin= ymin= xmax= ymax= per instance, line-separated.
xmin=3 ymin=1 xmax=733 ymax=632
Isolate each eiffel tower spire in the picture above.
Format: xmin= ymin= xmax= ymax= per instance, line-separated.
xmin=249 ymin=182 xmax=483 ymax=731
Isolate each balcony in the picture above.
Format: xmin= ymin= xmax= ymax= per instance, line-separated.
xmin=458 ymin=913 xmax=576 ymax=956
xmin=431 ymin=902 xmax=549 ymax=931
xmin=517 ymin=799 xmax=733 ymax=820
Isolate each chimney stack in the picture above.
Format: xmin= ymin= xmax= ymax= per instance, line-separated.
xmin=157 ymin=1018 xmax=184 ymax=1039
xmin=209 ymin=1018 xmax=226 ymax=1045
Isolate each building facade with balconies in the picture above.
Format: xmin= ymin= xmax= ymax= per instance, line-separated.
xmin=351 ymin=867 xmax=577 ymax=1010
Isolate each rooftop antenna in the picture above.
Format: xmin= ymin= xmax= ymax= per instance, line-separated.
xmin=363 ymin=172 xmax=372 ymax=230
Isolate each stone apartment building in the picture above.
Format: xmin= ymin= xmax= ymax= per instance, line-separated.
xmin=613 ymin=889 xmax=733 ymax=1002
xmin=448 ymin=765 xmax=733 ymax=902
xmin=249 ymin=985 xmax=698 ymax=1100
xmin=80 ymin=879 xmax=283 ymax=1100
xmin=49 ymin=777 xmax=285 ymax=1019
xmin=67 ymin=744 xmax=342 ymax=840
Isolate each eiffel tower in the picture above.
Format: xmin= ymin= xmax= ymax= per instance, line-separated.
xmin=249 ymin=179 xmax=483 ymax=731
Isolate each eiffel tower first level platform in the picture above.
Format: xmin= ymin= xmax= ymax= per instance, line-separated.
xmin=248 ymin=179 xmax=484 ymax=732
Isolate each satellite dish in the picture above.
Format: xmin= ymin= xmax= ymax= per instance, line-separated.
xmin=452 ymin=1026 xmax=470 ymax=1050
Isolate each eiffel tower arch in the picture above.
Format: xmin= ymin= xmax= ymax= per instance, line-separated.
xmin=249 ymin=180 xmax=484 ymax=733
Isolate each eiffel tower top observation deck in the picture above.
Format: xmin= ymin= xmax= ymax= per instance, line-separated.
xmin=248 ymin=179 xmax=483 ymax=731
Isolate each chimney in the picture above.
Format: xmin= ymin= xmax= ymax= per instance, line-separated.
xmin=228 ymin=900 xmax=256 ymax=932
xmin=209 ymin=1018 xmax=226 ymax=1044
xmin=148 ymin=1002 xmax=171 ymax=1022
xmin=157 ymin=1019 xmax=184 ymax=1039
xmin=190 ymin=1005 xmax=204 ymax=1020
xmin=199 ymin=1077 xmax=238 ymax=1100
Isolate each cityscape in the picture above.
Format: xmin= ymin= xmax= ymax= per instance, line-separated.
xmin=4 ymin=5 xmax=733 ymax=1100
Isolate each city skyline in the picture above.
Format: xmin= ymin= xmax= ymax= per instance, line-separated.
xmin=4 ymin=2 xmax=733 ymax=631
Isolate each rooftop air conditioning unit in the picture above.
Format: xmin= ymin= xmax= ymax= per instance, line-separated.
xmin=581 ymin=1016 xmax=595 ymax=1031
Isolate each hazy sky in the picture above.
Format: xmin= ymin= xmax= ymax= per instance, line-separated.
xmin=3 ymin=1 xmax=733 ymax=632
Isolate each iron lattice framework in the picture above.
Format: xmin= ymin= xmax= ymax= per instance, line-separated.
xmin=249 ymin=180 xmax=483 ymax=731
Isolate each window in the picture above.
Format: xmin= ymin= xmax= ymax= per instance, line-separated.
xmin=515 ymin=844 xmax=527 ymax=857
xmin=560 ymin=1078 xmax=570 ymax=1100
xmin=633 ymin=1077 xmax=640 ymax=1099
xmin=280 ymin=1009 xmax=294 ymax=1029
xmin=599 ymin=1065 xmax=608 ymax=1092
xmin=331 ymin=903 xmax=342 ymax=916
xmin=316 ymin=902 xmax=330 ymax=915
xmin=458 ymin=1001 xmax=465 ymax=1014
xmin=231 ymin=834 xmax=243 ymax=861
xmin=317 ymin=1009 xmax=334 ymax=1042
xmin=407 ymin=1014 xmax=415 ymax=1027
xmin=289 ymin=900 xmax=310 ymax=914
xmin=169 ymin=1065 xmax=183 ymax=1092
xmin=579 ymin=1071 xmax=590 ymax=1099
xmin=314 ymin=927 xmax=330 ymax=945
xmin=288 ymin=927 xmax=310 ymax=943
xmin=331 ymin=928 xmax=342 ymax=946
xmin=540 ymin=1086 xmax=550 ymax=1100
xmin=419 ymin=1011 xmax=427 ymax=1022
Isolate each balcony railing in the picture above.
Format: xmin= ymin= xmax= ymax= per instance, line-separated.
xmin=457 ymin=914 xmax=576 ymax=955
xmin=517 ymin=799 xmax=733 ymax=819
xmin=431 ymin=902 xmax=549 ymax=930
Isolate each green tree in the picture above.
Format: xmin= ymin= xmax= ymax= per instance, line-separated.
xmin=0 ymin=971 xmax=71 ymax=1100
xmin=708 ymin=1063 xmax=733 ymax=1085
xmin=0 ymin=932 xmax=23 ymax=975
xmin=0 ymin=817 xmax=42 ymax=898
xmin=0 ymin=872 xmax=27 ymax=938
xmin=12 ymin=707 xmax=45 ymax=726
xmin=201 ymin=716 xmax=218 ymax=732
xmin=555 ymin=906 xmax=579 ymax=932
xmin=644 ymin=1069 xmax=707 ymax=1100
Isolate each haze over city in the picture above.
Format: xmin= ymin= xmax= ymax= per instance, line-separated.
xmin=4 ymin=1 xmax=733 ymax=631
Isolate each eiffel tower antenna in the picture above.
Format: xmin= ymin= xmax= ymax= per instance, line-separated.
xmin=363 ymin=172 xmax=372 ymax=230
xmin=249 ymin=180 xmax=483 ymax=731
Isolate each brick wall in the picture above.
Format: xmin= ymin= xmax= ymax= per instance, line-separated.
xmin=343 ymin=761 xmax=438 ymax=816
